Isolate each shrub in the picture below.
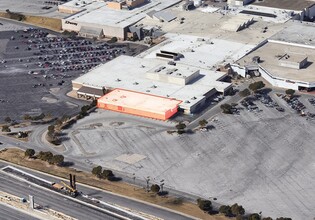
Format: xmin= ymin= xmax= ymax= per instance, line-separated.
xmin=108 ymin=37 xmax=118 ymax=43
xmin=51 ymin=155 xmax=64 ymax=166
xmin=4 ymin=116 xmax=11 ymax=123
xmin=220 ymin=104 xmax=233 ymax=114
xmin=239 ymin=88 xmax=251 ymax=97
xmin=231 ymin=203 xmax=245 ymax=216
xmin=37 ymin=151 xmax=53 ymax=162
xmin=262 ymin=217 xmax=273 ymax=220
xmin=48 ymin=125 xmax=55 ymax=132
xmin=101 ymin=169 xmax=114 ymax=179
xmin=199 ymin=119 xmax=208 ymax=128
xmin=249 ymin=81 xmax=265 ymax=92
xmin=25 ymin=149 xmax=35 ymax=158
xmin=219 ymin=205 xmax=232 ymax=216
xmin=92 ymin=166 xmax=102 ymax=177
xmin=150 ymin=184 xmax=160 ymax=193
xmin=285 ymin=89 xmax=295 ymax=96
xmin=2 ymin=125 xmax=11 ymax=132
xmin=248 ymin=213 xmax=261 ymax=220
xmin=197 ymin=198 xmax=212 ymax=211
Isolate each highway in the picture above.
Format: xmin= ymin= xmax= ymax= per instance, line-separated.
xmin=0 ymin=172 xmax=120 ymax=220
xmin=0 ymin=162 xmax=194 ymax=220
xmin=0 ymin=203 xmax=39 ymax=220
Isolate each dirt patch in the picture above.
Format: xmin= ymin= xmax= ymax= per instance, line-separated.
xmin=0 ymin=148 xmax=230 ymax=220
xmin=0 ymin=12 xmax=61 ymax=31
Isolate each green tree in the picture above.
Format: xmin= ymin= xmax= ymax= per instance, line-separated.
xmin=2 ymin=125 xmax=11 ymax=132
xmin=150 ymin=184 xmax=160 ymax=193
xmin=175 ymin=122 xmax=186 ymax=134
xmin=199 ymin=119 xmax=208 ymax=128
xmin=239 ymin=88 xmax=251 ymax=97
xmin=196 ymin=198 xmax=212 ymax=211
xmin=249 ymin=81 xmax=265 ymax=92
xmin=231 ymin=203 xmax=245 ymax=216
xmin=220 ymin=104 xmax=233 ymax=114
xmin=51 ymin=155 xmax=64 ymax=166
xmin=219 ymin=205 xmax=232 ymax=216
xmin=37 ymin=151 xmax=53 ymax=162
xmin=4 ymin=116 xmax=11 ymax=123
xmin=23 ymin=114 xmax=31 ymax=120
xmin=248 ymin=213 xmax=261 ymax=220
xmin=285 ymin=89 xmax=295 ymax=97
xmin=101 ymin=169 xmax=114 ymax=179
xmin=92 ymin=166 xmax=102 ymax=177
xmin=25 ymin=149 xmax=35 ymax=158
xmin=108 ymin=37 xmax=118 ymax=43
xmin=48 ymin=125 xmax=55 ymax=133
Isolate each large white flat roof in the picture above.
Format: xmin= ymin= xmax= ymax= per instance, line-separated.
xmin=238 ymin=42 xmax=315 ymax=83
xmin=73 ymin=55 xmax=231 ymax=109
xmin=64 ymin=0 xmax=181 ymax=28
xmin=269 ymin=21 xmax=315 ymax=48
xmin=137 ymin=33 xmax=255 ymax=70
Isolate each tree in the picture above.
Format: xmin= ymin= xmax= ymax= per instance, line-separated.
xmin=239 ymin=88 xmax=251 ymax=97
xmin=37 ymin=151 xmax=53 ymax=162
xmin=25 ymin=149 xmax=35 ymax=158
xmin=4 ymin=116 xmax=11 ymax=123
xmin=175 ymin=122 xmax=186 ymax=134
xmin=219 ymin=205 xmax=232 ymax=216
xmin=285 ymin=89 xmax=295 ymax=97
xmin=51 ymin=155 xmax=64 ymax=166
xmin=231 ymin=203 xmax=245 ymax=216
xmin=108 ymin=37 xmax=118 ymax=43
xmin=249 ymin=81 xmax=265 ymax=92
xmin=2 ymin=125 xmax=11 ymax=132
xmin=150 ymin=184 xmax=160 ymax=193
xmin=199 ymin=119 xmax=208 ymax=128
xmin=220 ymin=104 xmax=232 ymax=114
xmin=92 ymin=166 xmax=102 ymax=177
xmin=23 ymin=114 xmax=32 ymax=120
xmin=101 ymin=169 xmax=114 ymax=179
xmin=248 ymin=213 xmax=261 ymax=220
xmin=48 ymin=125 xmax=55 ymax=133
xmin=196 ymin=198 xmax=212 ymax=211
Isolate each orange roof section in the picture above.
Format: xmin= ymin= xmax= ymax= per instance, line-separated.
xmin=97 ymin=89 xmax=182 ymax=120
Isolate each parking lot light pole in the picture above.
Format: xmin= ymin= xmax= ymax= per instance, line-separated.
xmin=160 ymin=179 xmax=164 ymax=193
xmin=145 ymin=176 xmax=150 ymax=192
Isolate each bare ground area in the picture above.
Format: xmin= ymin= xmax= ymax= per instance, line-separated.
xmin=0 ymin=12 xmax=61 ymax=31
xmin=0 ymin=148 xmax=229 ymax=220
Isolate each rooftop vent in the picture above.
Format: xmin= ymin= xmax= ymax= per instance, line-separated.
xmin=116 ymin=78 xmax=121 ymax=82
xmin=133 ymin=82 xmax=139 ymax=85
xmin=191 ymin=96 xmax=197 ymax=100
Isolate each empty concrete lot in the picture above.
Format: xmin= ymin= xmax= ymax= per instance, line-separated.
xmin=62 ymin=95 xmax=315 ymax=219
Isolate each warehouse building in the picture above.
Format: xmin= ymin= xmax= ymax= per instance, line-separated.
xmin=232 ymin=21 xmax=315 ymax=91
xmin=60 ymin=0 xmax=181 ymax=40
xmin=72 ymin=55 xmax=232 ymax=116
xmin=97 ymin=89 xmax=181 ymax=120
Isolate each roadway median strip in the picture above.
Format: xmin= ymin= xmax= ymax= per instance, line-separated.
xmin=1 ymin=165 xmax=152 ymax=220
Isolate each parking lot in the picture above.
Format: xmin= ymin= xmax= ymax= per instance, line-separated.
xmin=0 ymin=24 xmax=147 ymax=122
xmin=58 ymin=89 xmax=315 ymax=220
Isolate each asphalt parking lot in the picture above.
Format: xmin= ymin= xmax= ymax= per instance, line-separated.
xmin=0 ymin=26 xmax=147 ymax=122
